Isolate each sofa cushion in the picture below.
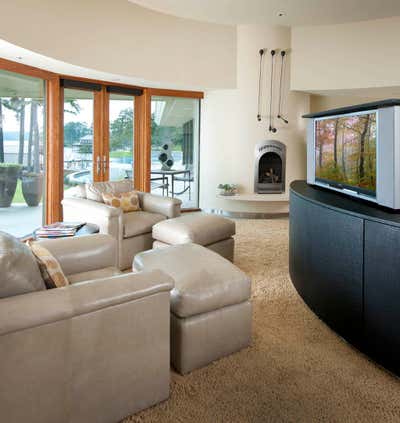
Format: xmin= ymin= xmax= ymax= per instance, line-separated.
xmin=28 ymin=241 xmax=70 ymax=289
xmin=65 ymin=184 xmax=86 ymax=199
xmin=123 ymin=211 xmax=166 ymax=238
xmin=0 ymin=231 xmax=46 ymax=298
xmin=133 ymin=243 xmax=251 ymax=318
xmin=152 ymin=213 xmax=235 ymax=246
xmin=86 ymin=180 xmax=134 ymax=202
xmin=102 ymin=191 xmax=141 ymax=213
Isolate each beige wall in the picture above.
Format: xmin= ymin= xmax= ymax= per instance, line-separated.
xmin=200 ymin=25 xmax=309 ymax=213
xmin=309 ymin=95 xmax=385 ymax=114
xmin=0 ymin=0 xmax=236 ymax=90
xmin=291 ymin=17 xmax=400 ymax=92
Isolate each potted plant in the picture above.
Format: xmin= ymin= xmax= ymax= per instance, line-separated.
xmin=0 ymin=163 xmax=22 ymax=207
xmin=218 ymin=183 xmax=238 ymax=196
xmin=21 ymin=172 xmax=44 ymax=207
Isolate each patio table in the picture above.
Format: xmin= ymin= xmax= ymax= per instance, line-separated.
xmin=150 ymin=169 xmax=191 ymax=198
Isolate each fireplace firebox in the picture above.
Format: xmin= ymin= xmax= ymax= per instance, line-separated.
xmin=254 ymin=140 xmax=286 ymax=193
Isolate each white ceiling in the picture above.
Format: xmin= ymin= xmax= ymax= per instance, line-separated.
xmin=129 ymin=0 xmax=400 ymax=26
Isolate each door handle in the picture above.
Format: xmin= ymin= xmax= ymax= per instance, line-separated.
xmin=102 ymin=155 xmax=107 ymax=177
xmin=96 ymin=156 xmax=101 ymax=176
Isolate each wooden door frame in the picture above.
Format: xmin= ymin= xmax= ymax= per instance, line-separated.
xmin=93 ymin=87 xmax=107 ymax=182
xmin=0 ymin=57 xmax=204 ymax=225
xmin=134 ymin=89 xmax=151 ymax=192
xmin=0 ymin=58 xmax=62 ymax=223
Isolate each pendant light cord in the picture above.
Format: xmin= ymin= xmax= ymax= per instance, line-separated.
xmin=257 ymin=49 xmax=265 ymax=121
xmin=269 ymin=50 xmax=276 ymax=132
xmin=278 ymin=51 xmax=285 ymax=117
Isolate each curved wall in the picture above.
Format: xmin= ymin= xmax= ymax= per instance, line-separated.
xmin=291 ymin=17 xmax=400 ymax=92
xmin=0 ymin=0 xmax=236 ymax=90
xmin=200 ymin=25 xmax=309 ymax=213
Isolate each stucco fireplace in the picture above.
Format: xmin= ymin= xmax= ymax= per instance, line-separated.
xmin=254 ymin=140 xmax=286 ymax=193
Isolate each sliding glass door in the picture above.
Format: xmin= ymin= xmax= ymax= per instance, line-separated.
xmin=63 ymin=88 xmax=95 ymax=195
xmin=63 ymin=83 xmax=138 ymax=199
xmin=0 ymin=69 xmax=46 ymax=237
xmin=108 ymin=93 xmax=134 ymax=181
xmin=151 ymin=96 xmax=200 ymax=208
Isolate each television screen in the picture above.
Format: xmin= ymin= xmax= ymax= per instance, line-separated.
xmin=315 ymin=112 xmax=377 ymax=196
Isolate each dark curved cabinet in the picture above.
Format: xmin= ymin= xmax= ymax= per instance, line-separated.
xmin=290 ymin=180 xmax=400 ymax=375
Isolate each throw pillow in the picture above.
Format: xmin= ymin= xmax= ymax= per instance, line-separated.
xmin=86 ymin=180 xmax=134 ymax=202
xmin=102 ymin=190 xmax=141 ymax=213
xmin=0 ymin=231 xmax=46 ymax=298
xmin=27 ymin=241 xmax=70 ymax=289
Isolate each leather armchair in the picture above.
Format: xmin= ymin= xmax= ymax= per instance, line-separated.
xmin=0 ymin=234 xmax=174 ymax=423
xmin=62 ymin=183 xmax=182 ymax=270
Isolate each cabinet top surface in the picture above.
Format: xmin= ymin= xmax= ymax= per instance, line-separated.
xmin=290 ymin=180 xmax=400 ymax=227
xmin=302 ymin=98 xmax=400 ymax=119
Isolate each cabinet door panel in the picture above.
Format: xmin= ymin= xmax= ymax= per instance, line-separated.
xmin=290 ymin=193 xmax=364 ymax=339
xmin=364 ymin=221 xmax=400 ymax=372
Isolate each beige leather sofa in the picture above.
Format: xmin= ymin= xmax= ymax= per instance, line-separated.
xmin=62 ymin=180 xmax=182 ymax=270
xmin=0 ymin=232 xmax=174 ymax=423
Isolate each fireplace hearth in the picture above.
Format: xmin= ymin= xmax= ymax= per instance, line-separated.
xmin=254 ymin=140 xmax=286 ymax=193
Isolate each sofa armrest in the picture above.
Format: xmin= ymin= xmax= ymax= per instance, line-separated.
xmin=142 ymin=193 xmax=182 ymax=218
xmin=38 ymin=234 xmax=117 ymax=275
xmin=0 ymin=270 xmax=174 ymax=336
xmin=62 ymin=197 xmax=122 ymax=218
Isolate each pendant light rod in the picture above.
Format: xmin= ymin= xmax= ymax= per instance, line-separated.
xmin=257 ymin=48 xmax=266 ymax=122
xmin=269 ymin=50 xmax=277 ymax=133
xmin=277 ymin=50 xmax=289 ymax=124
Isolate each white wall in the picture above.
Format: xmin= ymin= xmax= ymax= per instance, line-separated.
xmin=200 ymin=25 xmax=309 ymax=213
xmin=292 ymin=17 xmax=400 ymax=92
xmin=0 ymin=0 xmax=236 ymax=90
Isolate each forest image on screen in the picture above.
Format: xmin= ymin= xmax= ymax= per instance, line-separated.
xmin=315 ymin=113 xmax=376 ymax=193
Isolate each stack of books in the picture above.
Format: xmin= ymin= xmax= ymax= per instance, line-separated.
xmin=35 ymin=222 xmax=85 ymax=239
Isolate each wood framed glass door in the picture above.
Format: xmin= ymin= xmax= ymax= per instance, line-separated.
xmin=105 ymin=90 xmax=135 ymax=183
xmin=62 ymin=80 xmax=103 ymax=197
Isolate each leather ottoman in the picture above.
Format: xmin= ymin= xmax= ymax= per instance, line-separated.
xmin=133 ymin=243 xmax=252 ymax=375
xmin=152 ymin=213 xmax=236 ymax=261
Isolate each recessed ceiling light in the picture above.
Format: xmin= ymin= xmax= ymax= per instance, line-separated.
xmin=277 ymin=11 xmax=286 ymax=17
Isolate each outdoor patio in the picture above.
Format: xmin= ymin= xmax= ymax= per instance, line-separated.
xmin=0 ymin=203 xmax=43 ymax=237
xmin=150 ymin=177 xmax=197 ymax=209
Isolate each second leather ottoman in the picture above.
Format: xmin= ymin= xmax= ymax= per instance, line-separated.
xmin=133 ymin=243 xmax=252 ymax=375
xmin=152 ymin=212 xmax=235 ymax=261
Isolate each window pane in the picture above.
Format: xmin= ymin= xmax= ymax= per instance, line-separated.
xmin=151 ymin=96 xmax=200 ymax=208
xmin=109 ymin=94 xmax=134 ymax=181
xmin=0 ymin=70 xmax=46 ymax=237
xmin=63 ymin=88 xmax=94 ymax=194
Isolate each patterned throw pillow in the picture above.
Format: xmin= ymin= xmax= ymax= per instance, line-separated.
xmin=102 ymin=191 xmax=141 ymax=213
xmin=27 ymin=241 xmax=70 ymax=289
xmin=86 ymin=180 xmax=134 ymax=202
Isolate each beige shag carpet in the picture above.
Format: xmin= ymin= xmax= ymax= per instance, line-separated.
xmin=124 ymin=218 xmax=400 ymax=423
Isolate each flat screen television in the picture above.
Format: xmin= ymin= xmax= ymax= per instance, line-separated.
xmin=314 ymin=111 xmax=377 ymax=198
xmin=304 ymin=99 xmax=400 ymax=210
